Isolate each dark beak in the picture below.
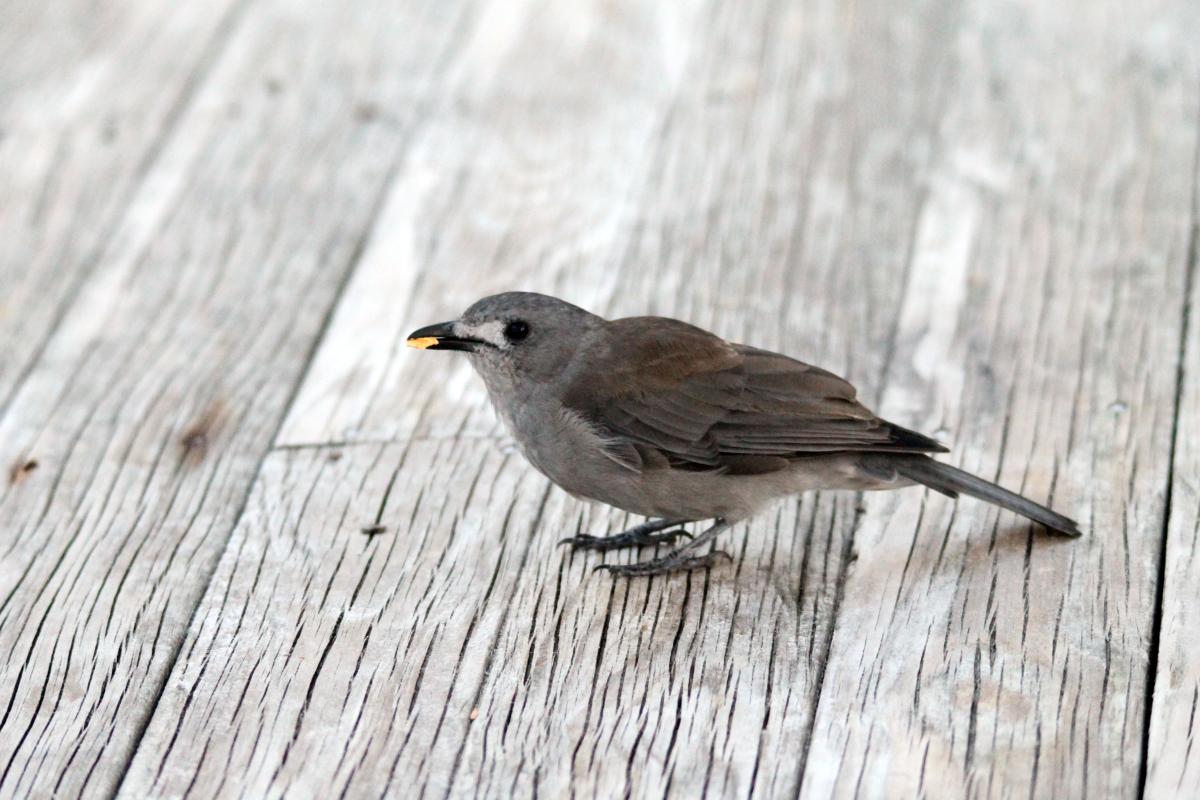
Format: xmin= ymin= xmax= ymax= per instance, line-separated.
xmin=406 ymin=321 xmax=482 ymax=352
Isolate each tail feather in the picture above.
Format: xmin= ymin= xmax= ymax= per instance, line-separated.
xmin=886 ymin=455 xmax=1081 ymax=537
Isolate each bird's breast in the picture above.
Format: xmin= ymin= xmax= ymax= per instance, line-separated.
xmin=488 ymin=393 xmax=632 ymax=500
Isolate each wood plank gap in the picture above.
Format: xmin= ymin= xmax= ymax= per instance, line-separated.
xmin=794 ymin=499 xmax=866 ymax=799
xmin=272 ymin=435 xmax=506 ymax=452
xmin=1139 ymin=105 xmax=1200 ymax=800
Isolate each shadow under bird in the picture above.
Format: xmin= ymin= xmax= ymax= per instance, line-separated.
xmin=407 ymin=292 xmax=1080 ymax=577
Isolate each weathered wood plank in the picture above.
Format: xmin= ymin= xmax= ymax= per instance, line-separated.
xmin=0 ymin=1 xmax=478 ymax=795
xmin=801 ymin=1 xmax=1200 ymax=797
xmin=1145 ymin=160 xmax=1200 ymax=794
xmin=120 ymin=440 xmax=862 ymax=798
xmin=121 ymin=440 xmax=559 ymax=796
xmin=0 ymin=0 xmax=244 ymax=409
xmin=133 ymin=0 xmax=967 ymax=796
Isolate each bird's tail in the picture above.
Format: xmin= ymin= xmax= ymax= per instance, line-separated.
xmin=882 ymin=455 xmax=1081 ymax=537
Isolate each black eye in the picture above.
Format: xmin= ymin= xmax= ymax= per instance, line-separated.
xmin=504 ymin=320 xmax=530 ymax=342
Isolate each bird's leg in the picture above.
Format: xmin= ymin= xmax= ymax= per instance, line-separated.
xmin=558 ymin=518 xmax=691 ymax=552
xmin=594 ymin=519 xmax=732 ymax=577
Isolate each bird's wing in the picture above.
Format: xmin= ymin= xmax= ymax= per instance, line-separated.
xmin=563 ymin=317 xmax=946 ymax=473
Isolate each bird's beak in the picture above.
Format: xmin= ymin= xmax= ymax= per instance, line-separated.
xmin=406 ymin=321 xmax=482 ymax=352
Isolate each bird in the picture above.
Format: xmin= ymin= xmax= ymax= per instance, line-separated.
xmin=407 ymin=292 xmax=1080 ymax=577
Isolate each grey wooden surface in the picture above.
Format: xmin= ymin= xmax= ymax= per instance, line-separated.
xmin=0 ymin=0 xmax=1197 ymax=798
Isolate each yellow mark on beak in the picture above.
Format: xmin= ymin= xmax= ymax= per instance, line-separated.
xmin=407 ymin=337 xmax=439 ymax=349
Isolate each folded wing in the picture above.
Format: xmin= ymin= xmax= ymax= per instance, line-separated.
xmin=563 ymin=317 xmax=946 ymax=474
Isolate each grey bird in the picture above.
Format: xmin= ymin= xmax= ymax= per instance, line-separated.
xmin=408 ymin=292 xmax=1080 ymax=577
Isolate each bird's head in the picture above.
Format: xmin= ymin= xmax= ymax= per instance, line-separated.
xmin=407 ymin=291 xmax=602 ymax=384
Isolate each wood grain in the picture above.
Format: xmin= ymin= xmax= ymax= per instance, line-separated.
xmin=0 ymin=0 xmax=244 ymax=411
xmin=131 ymin=0 xmax=965 ymax=795
xmin=0 ymin=0 xmax=476 ymax=795
xmin=1145 ymin=153 xmax=1200 ymax=795
xmin=121 ymin=439 xmax=875 ymax=799
xmin=801 ymin=1 xmax=1200 ymax=797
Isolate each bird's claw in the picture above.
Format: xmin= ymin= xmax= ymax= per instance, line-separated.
xmin=593 ymin=550 xmax=733 ymax=577
xmin=558 ymin=529 xmax=691 ymax=552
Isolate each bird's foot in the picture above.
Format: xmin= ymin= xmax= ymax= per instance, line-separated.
xmin=593 ymin=549 xmax=733 ymax=577
xmin=558 ymin=518 xmax=690 ymax=552
xmin=558 ymin=529 xmax=691 ymax=552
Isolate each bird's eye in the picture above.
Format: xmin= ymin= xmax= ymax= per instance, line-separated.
xmin=504 ymin=320 xmax=530 ymax=342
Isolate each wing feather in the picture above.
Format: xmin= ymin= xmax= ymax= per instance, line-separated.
xmin=562 ymin=318 xmax=946 ymax=473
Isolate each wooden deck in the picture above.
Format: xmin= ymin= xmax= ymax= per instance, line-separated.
xmin=1 ymin=0 xmax=1198 ymax=797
